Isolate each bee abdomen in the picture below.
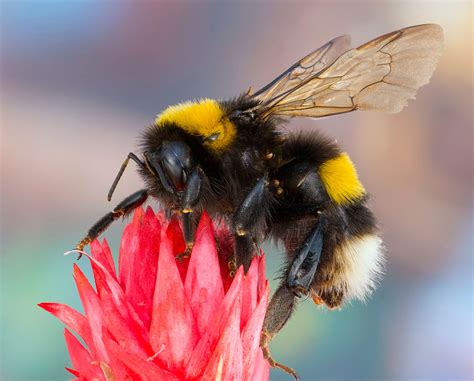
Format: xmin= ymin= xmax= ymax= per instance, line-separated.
xmin=320 ymin=234 xmax=385 ymax=306
xmin=314 ymin=199 xmax=384 ymax=308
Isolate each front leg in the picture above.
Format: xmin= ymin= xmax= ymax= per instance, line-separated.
xmin=76 ymin=189 xmax=148 ymax=256
xmin=232 ymin=176 xmax=271 ymax=272
xmin=177 ymin=167 xmax=205 ymax=259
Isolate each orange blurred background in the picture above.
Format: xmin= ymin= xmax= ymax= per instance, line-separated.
xmin=1 ymin=1 xmax=472 ymax=380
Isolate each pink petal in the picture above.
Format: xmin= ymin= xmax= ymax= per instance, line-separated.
xmin=96 ymin=343 xmax=132 ymax=381
xmin=257 ymin=253 xmax=267 ymax=300
xmin=241 ymin=284 xmax=269 ymax=381
xmin=106 ymin=338 xmax=179 ymax=381
xmin=91 ymin=239 xmax=116 ymax=280
xmin=73 ymin=262 xmax=139 ymax=381
xmin=90 ymin=242 xmax=108 ymax=296
xmin=65 ymin=367 xmax=80 ymax=377
xmin=155 ymin=210 xmax=168 ymax=227
xmin=97 ymin=286 xmax=149 ymax=359
xmin=39 ymin=302 xmax=95 ymax=355
xmin=201 ymin=280 xmax=243 ymax=381
xmin=250 ymin=349 xmax=270 ymax=381
xmin=166 ymin=218 xmax=188 ymax=281
xmin=214 ymin=227 xmax=236 ymax=292
xmin=185 ymin=212 xmax=225 ymax=336
xmin=73 ymin=264 xmax=109 ymax=362
xmin=240 ymin=256 xmax=259 ymax=329
xmin=119 ymin=207 xmax=145 ymax=289
xmin=119 ymin=207 xmax=161 ymax=329
xmin=64 ymin=328 xmax=103 ymax=380
xmin=149 ymin=229 xmax=199 ymax=374
xmin=185 ymin=268 xmax=244 ymax=379
xmin=83 ymin=252 xmax=150 ymax=354
xmin=166 ymin=217 xmax=186 ymax=255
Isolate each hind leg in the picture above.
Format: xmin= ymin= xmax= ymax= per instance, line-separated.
xmin=259 ymin=158 xmax=330 ymax=377
xmin=261 ymin=285 xmax=299 ymax=379
xmin=261 ymin=216 xmax=326 ymax=379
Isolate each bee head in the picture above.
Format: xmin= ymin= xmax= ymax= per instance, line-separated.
xmin=140 ymin=115 xmax=219 ymax=200
xmin=144 ymin=140 xmax=195 ymax=194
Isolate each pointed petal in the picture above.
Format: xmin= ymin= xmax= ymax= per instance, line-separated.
xmin=166 ymin=217 xmax=186 ymax=255
xmin=257 ymin=254 xmax=267 ymax=300
xmin=185 ymin=213 xmax=225 ymax=336
xmin=201 ymin=283 xmax=243 ymax=381
xmin=186 ymin=268 xmax=244 ymax=379
xmin=118 ymin=207 xmax=161 ymax=329
xmin=106 ymin=338 xmax=179 ymax=381
xmin=65 ymin=367 xmax=80 ymax=377
xmin=119 ymin=207 xmax=145 ymax=290
xmin=90 ymin=240 xmax=108 ymax=295
xmin=155 ymin=209 xmax=168 ymax=227
xmin=166 ymin=218 xmax=188 ymax=281
xmin=149 ymin=229 xmax=199 ymax=374
xmin=38 ymin=302 xmax=94 ymax=354
xmin=241 ymin=285 xmax=269 ymax=381
xmin=240 ymin=257 xmax=259 ymax=329
xmin=97 ymin=286 xmax=149 ymax=358
xmin=83 ymin=252 xmax=150 ymax=352
xmin=215 ymin=227 xmax=236 ymax=292
xmin=98 ymin=361 xmax=116 ymax=381
xmin=251 ymin=349 xmax=270 ymax=381
xmin=73 ymin=264 xmax=109 ymax=362
xmin=90 ymin=239 xmax=116 ymax=280
xmin=98 ymin=345 xmax=133 ymax=381
xmin=64 ymin=328 xmax=103 ymax=380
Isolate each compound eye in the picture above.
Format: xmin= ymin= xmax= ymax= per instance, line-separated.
xmin=205 ymin=133 xmax=220 ymax=143
xmin=161 ymin=152 xmax=186 ymax=191
xmin=149 ymin=141 xmax=194 ymax=193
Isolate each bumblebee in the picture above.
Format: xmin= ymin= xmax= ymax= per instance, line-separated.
xmin=76 ymin=24 xmax=443 ymax=378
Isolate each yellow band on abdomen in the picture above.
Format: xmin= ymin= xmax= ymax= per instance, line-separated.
xmin=319 ymin=153 xmax=365 ymax=205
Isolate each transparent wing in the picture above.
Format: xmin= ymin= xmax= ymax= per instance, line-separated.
xmin=253 ymin=35 xmax=352 ymax=102
xmin=253 ymin=24 xmax=443 ymax=118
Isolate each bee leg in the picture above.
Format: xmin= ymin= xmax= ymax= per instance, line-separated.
xmin=75 ymin=189 xmax=148 ymax=258
xmin=287 ymin=215 xmax=326 ymax=296
xmin=177 ymin=167 xmax=204 ymax=259
xmin=233 ymin=235 xmax=255 ymax=274
xmin=261 ymin=216 xmax=326 ymax=379
xmin=261 ymin=284 xmax=300 ymax=380
xmin=233 ymin=176 xmax=269 ymax=272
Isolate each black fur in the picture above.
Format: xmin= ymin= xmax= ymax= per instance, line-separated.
xmin=138 ymin=96 xmax=378 ymax=300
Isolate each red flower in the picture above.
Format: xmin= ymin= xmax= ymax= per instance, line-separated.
xmin=39 ymin=207 xmax=270 ymax=381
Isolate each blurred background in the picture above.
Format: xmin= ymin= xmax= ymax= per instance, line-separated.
xmin=1 ymin=1 xmax=472 ymax=380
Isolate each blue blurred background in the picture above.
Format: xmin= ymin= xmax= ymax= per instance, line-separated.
xmin=1 ymin=1 xmax=472 ymax=380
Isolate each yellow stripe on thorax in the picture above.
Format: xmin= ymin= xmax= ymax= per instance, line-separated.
xmin=155 ymin=99 xmax=235 ymax=151
xmin=319 ymin=153 xmax=365 ymax=205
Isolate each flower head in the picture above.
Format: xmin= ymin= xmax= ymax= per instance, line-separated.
xmin=40 ymin=207 xmax=269 ymax=380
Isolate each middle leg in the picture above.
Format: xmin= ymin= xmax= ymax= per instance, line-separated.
xmin=232 ymin=176 xmax=272 ymax=272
